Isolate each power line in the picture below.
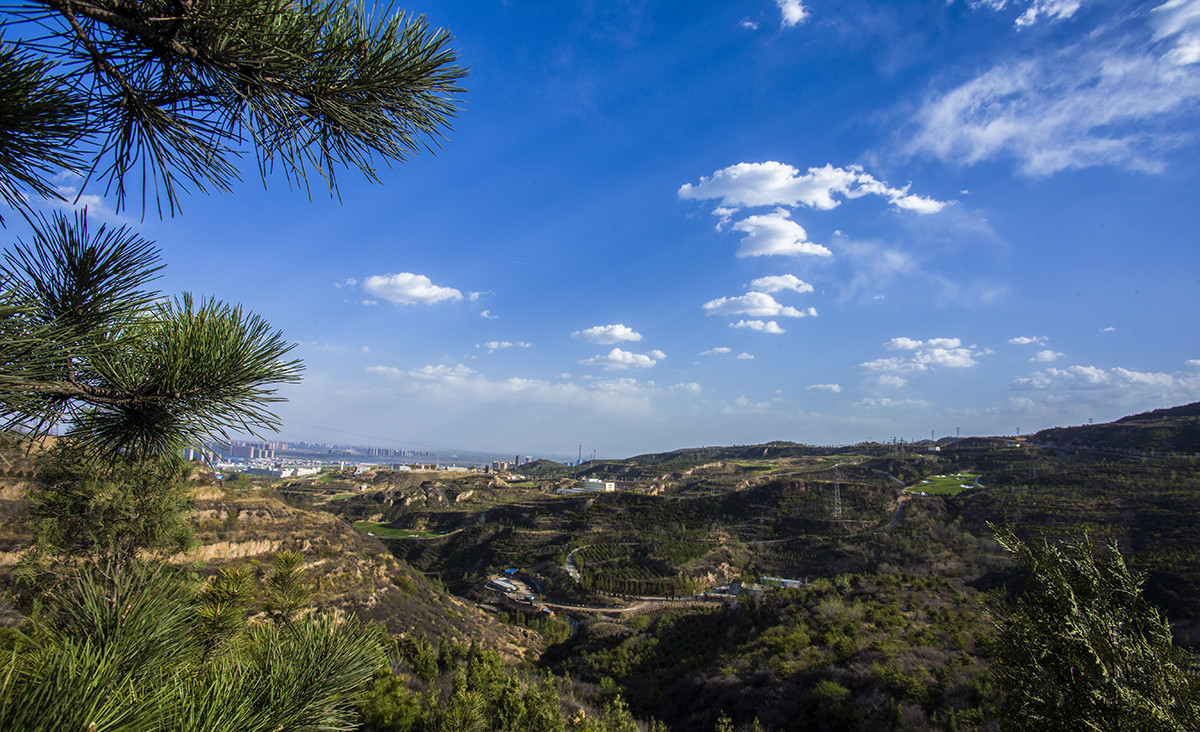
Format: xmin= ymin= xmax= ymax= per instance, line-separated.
xmin=832 ymin=467 xmax=842 ymax=519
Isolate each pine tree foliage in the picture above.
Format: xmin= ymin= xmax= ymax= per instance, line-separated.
xmin=0 ymin=210 xmax=302 ymax=455
xmin=0 ymin=560 xmax=385 ymax=732
xmin=0 ymin=42 xmax=85 ymax=220
xmin=194 ymin=565 xmax=254 ymax=658
xmin=23 ymin=440 xmax=196 ymax=564
xmin=262 ymin=548 xmax=315 ymax=624
xmin=0 ymin=0 xmax=467 ymax=216
xmin=989 ymin=524 xmax=1200 ymax=731
xmin=354 ymin=637 xmax=659 ymax=732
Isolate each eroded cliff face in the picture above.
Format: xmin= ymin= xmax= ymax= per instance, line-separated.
xmin=0 ymin=457 xmax=540 ymax=661
xmin=190 ymin=483 xmax=541 ymax=659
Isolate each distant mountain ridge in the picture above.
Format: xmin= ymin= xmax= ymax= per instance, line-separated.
xmin=623 ymin=441 xmax=856 ymax=465
xmin=1033 ymin=402 xmax=1200 ymax=454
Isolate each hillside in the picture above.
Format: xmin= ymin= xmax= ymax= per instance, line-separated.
xmin=308 ymin=405 xmax=1200 ymax=728
xmin=188 ymin=482 xmax=540 ymax=656
xmin=624 ymin=441 xmax=879 ymax=466
xmin=1033 ymin=401 xmax=1200 ymax=454
xmin=0 ymin=440 xmax=539 ymax=660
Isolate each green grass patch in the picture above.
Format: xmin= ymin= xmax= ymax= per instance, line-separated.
xmin=905 ymin=473 xmax=980 ymax=496
xmin=353 ymin=521 xmax=441 ymax=538
xmin=735 ymin=462 xmax=778 ymax=470
xmin=507 ymin=481 xmax=536 ymax=487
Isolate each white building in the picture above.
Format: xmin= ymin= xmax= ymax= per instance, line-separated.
xmin=557 ymin=478 xmax=617 ymax=495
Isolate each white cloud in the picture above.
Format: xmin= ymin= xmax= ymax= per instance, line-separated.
xmin=926 ymin=337 xmax=963 ymax=349
xmin=837 ymin=240 xmax=923 ymax=303
xmin=886 ymin=336 xmax=965 ymax=351
xmin=302 ymin=341 xmax=371 ymax=354
xmin=907 ymin=14 xmax=1200 ymax=176
xmin=334 ymin=278 xmax=357 ymax=289
xmin=885 ymin=337 xmax=927 ymax=351
xmin=408 ymin=364 xmax=475 ymax=380
xmin=914 ymin=346 xmax=978 ymax=368
xmin=731 ymin=209 xmax=833 ymax=257
xmin=1008 ymin=335 xmax=1049 ymax=345
xmin=581 ymin=347 xmax=663 ymax=370
xmin=589 ymin=377 xmax=650 ymax=393
xmin=857 ymin=397 xmax=932 ymax=408
xmin=1015 ymin=0 xmax=1082 ymax=27
xmin=1186 ymin=359 xmax=1200 ymax=369
xmin=359 ymin=365 xmax=663 ymax=424
xmin=860 ymin=357 xmax=921 ymax=372
xmin=367 ymin=363 xmax=476 ymax=380
xmin=967 ymin=0 xmax=1084 ymax=27
xmin=702 ymin=291 xmax=814 ymax=318
xmin=872 ymin=374 xmax=909 ymax=389
xmin=1153 ymin=0 xmax=1200 ymax=66
xmin=776 ymin=0 xmax=810 ymax=27
xmin=864 ymin=337 xmax=981 ymax=371
xmin=679 ymin=162 xmax=946 ymax=214
xmin=365 ymin=365 xmax=402 ymax=378
xmin=749 ymin=274 xmax=815 ymax=294
xmin=737 ymin=353 xmax=756 ymax=360
xmin=47 ymin=175 xmax=126 ymax=223
xmin=1100 ymin=326 xmax=1117 ymax=333
xmin=1014 ymin=365 xmax=1121 ymax=389
xmin=572 ymin=323 xmax=644 ymax=344
xmin=672 ymin=382 xmax=702 ymax=393
xmin=1030 ymin=349 xmax=1064 ymax=362
xmin=733 ymin=395 xmax=770 ymax=410
xmin=477 ymin=341 xmax=532 ymax=354
xmin=1013 ymin=364 xmax=1200 ymax=407
xmin=700 ymin=347 xmax=733 ymax=356
xmin=480 ymin=310 xmax=498 ymax=320
xmin=1009 ymin=395 xmax=1039 ymax=412
xmin=888 ymin=333 xmax=969 ymax=352
xmin=807 ymin=383 xmax=842 ymax=393
xmin=731 ymin=319 xmax=786 ymax=334
xmin=363 ymin=273 xmax=463 ymax=305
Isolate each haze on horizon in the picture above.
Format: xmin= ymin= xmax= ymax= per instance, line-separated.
xmin=8 ymin=0 xmax=1200 ymax=459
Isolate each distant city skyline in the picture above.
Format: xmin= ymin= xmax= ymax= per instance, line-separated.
xmin=9 ymin=0 xmax=1200 ymax=459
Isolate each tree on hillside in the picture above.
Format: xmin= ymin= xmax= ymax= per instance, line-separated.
xmin=988 ymin=525 xmax=1200 ymax=731
xmin=0 ymin=0 xmax=466 ymax=218
xmin=23 ymin=440 xmax=195 ymax=564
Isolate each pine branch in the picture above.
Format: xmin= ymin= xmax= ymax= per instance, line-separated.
xmin=0 ymin=40 xmax=87 ymax=221
xmin=1 ymin=211 xmax=302 ymax=457
xmin=6 ymin=0 xmax=466 ymax=214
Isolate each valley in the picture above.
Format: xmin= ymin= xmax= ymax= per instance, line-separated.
xmin=3 ymin=404 xmax=1198 ymax=730
xmin=279 ymin=404 xmax=1200 ymax=729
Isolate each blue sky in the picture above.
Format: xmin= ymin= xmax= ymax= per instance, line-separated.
xmin=16 ymin=0 xmax=1200 ymax=458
